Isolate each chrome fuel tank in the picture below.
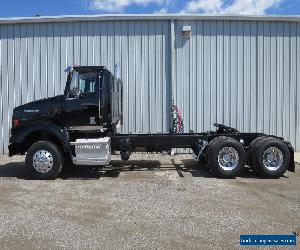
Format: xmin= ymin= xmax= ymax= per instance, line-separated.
xmin=70 ymin=137 xmax=111 ymax=166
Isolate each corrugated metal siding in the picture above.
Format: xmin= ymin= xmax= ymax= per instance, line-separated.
xmin=174 ymin=20 xmax=300 ymax=151
xmin=0 ymin=20 xmax=171 ymax=154
xmin=0 ymin=17 xmax=300 ymax=154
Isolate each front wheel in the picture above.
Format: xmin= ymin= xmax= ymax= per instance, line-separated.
xmin=25 ymin=141 xmax=63 ymax=180
xmin=207 ymin=137 xmax=246 ymax=178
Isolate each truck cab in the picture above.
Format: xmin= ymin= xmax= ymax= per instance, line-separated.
xmin=60 ymin=66 xmax=122 ymax=131
xmin=9 ymin=66 xmax=122 ymax=159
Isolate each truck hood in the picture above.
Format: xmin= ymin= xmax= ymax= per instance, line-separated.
xmin=13 ymin=96 xmax=62 ymax=121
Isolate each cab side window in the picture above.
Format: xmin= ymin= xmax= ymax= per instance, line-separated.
xmin=78 ymin=73 xmax=97 ymax=94
xmin=70 ymin=72 xmax=98 ymax=96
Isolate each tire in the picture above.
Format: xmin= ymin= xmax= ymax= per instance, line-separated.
xmin=202 ymin=137 xmax=225 ymax=167
xmin=198 ymin=137 xmax=222 ymax=165
xmin=246 ymin=136 xmax=266 ymax=166
xmin=25 ymin=141 xmax=63 ymax=180
xmin=207 ymin=136 xmax=246 ymax=178
xmin=251 ymin=138 xmax=290 ymax=178
xmin=250 ymin=137 xmax=269 ymax=166
xmin=120 ymin=151 xmax=130 ymax=161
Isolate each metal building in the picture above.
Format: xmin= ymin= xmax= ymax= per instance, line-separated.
xmin=0 ymin=14 xmax=300 ymax=154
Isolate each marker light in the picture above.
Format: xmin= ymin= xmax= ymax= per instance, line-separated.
xmin=13 ymin=119 xmax=21 ymax=127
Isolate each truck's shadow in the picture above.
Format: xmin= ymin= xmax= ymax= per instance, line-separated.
xmin=0 ymin=160 xmax=272 ymax=180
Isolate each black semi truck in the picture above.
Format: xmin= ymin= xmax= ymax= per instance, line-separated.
xmin=8 ymin=66 xmax=295 ymax=179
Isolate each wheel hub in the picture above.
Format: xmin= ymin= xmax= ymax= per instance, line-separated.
xmin=33 ymin=150 xmax=54 ymax=173
xmin=218 ymin=147 xmax=239 ymax=171
xmin=263 ymin=147 xmax=283 ymax=171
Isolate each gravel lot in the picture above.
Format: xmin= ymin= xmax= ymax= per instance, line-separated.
xmin=0 ymin=154 xmax=299 ymax=250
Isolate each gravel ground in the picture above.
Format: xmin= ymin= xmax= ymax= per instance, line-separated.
xmin=0 ymin=154 xmax=299 ymax=250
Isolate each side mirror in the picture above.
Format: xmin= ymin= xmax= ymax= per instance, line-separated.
xmin=69 ymin=87 xmax=82 ymax=99
xmin=78 ymin=91 xmax=85 ymax=99
xmin=76 ymin=89 xmax=83 ymax=99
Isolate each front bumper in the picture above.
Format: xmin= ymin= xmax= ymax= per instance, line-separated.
xmin=8 ymin=143 xmax=24 ymax=157
xmin=8 ymin=144 xmax=15 ymax=157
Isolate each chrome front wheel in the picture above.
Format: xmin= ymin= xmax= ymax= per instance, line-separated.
xmin=33 ymin=150 xmax=54 ymax=173
xmin=26 ymin=141 xmax=63 ymax=180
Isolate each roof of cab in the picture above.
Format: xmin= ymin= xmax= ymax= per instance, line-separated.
xmin=73 ymin=66 xmax=106 ymax=72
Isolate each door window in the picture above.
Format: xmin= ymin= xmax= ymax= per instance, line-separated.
xmin=70 ymin=72 xmax=98 ymax=96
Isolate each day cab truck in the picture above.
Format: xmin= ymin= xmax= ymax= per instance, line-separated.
xmin=8 ymin=66 xmax=295 ymax=180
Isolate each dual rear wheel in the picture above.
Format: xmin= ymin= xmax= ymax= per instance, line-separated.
xmin=206 ymin=136 xmax=290 ymax=178
xmin=207 ymin=136 xmax=246 ymax=178
xmin=247 ymin=137 xmax=291 ymax=178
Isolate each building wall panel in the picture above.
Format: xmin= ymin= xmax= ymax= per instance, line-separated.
xmin=0 ymin=17 xmax=300 ymax=154
xmin=174 ymin=20 xmax=300 ymax=150
xmin=0 ymin=20 xmax=171 ymax=154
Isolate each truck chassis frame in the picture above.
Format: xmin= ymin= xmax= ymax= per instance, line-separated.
xmin=109 ymin=124 xmax=295 ymax=173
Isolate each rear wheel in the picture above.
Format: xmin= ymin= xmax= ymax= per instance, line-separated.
xmin=25 ymin=141 xmax=63 ymax=180
xmin=207 ymin=137 xmax=246 ymax=178
xmin=246 ymin=136 xmax=266 ymax=166
xmin=251 ymin=138 xmax=290 ymax=178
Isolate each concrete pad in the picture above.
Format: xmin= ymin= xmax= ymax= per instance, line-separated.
xmin=0 ymin=154 xmax=299 ymax=250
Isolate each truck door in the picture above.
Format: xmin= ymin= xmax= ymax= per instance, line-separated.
xmin=61 ymin=70 xmax=101 ymax=130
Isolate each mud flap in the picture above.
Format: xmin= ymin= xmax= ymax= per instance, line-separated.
xmin=286 ymin=142 xmax=295 ymax=172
